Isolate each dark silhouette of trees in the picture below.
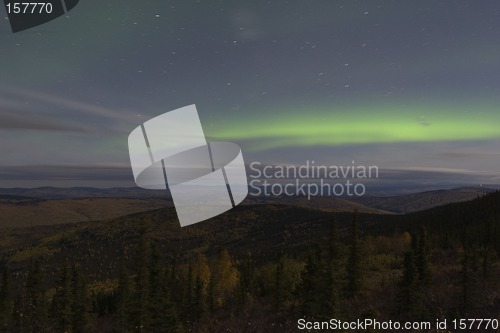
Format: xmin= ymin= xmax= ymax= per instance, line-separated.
xmin=25 ymin=259 xmax=48 ymax=332
xmin=298 ymin=247 xmax=325 ymax=318
xmin=51 ymin=264 xmax=73 ymax=331
xmin=347 ymin=211 xmax=363 ymax=298
xmin=116 ymin=258 xmax=132 ymax=332
xmin=416 ymin=226 xmax=431 ymax=285
xmin=50 ymin=264 xmax=90 ymax=332
xmin=0 ymin=267 xmax=13 ymax=332
xmin=1 ymin=192 xmax=500 ymax=331
xmin=133 ymin=234 xmax=152 ymax=332
xmin=71 ymin=265 xmax=90 ymax=332
xmin=239 ymin=253 xmax=255 ymax=307
xmin=397 ymin=249 xmax=420 ymax=317
xmin=397 ymin=227 xmax=432 ymax=320
xmin=327 ymin=217 xmax=342 ymax=318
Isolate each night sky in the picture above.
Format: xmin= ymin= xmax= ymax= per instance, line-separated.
xmin=1 ymin=0 xmax=500 ymax=189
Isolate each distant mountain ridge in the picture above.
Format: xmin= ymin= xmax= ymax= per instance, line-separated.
xmin=0 ymin=186 xmax=494 ymax=229
xmin=0 ymin=187 xmax=169 ymax=199
xmin=351 ymin=186 xmax=494 ymax=213
xmin=244 ymin=195 xmax=391 ymax=214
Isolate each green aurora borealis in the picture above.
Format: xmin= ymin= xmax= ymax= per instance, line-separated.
xmin=209 ymin=103 xmax=500 ymax=151
xmin=1 ymin=0 xmax=500 ymax=187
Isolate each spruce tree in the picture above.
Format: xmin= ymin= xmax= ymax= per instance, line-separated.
xmin=191 ymin=254 xmax=210 ymax=323
xmin=0 ymin=267 xmax=13 ymax=332
xmin=116 ymin=258 xmax=132 ymax=332
xmin=416 ymin=226 xmax=431 ymax=284
xmin=239 ymin=253 xmax=255 ymax=307
xmin=149 ymin=243 xmax=179 ymax=332
xmin=274 ymin=257 xmax=286 ymax=311
xmin=461 ymin=247 xmax=470 ymax=316
xmin=26 ymin=259 xmax=48 ymax=332
xmin=397 ymin=250 xmax=418 ymax=316
xmin=397 ymin=231 xmax=428 ymax=320
xmin=327 ymin=216 xmax=342 ymax=317
xmin=161 ymin=268 xmax=180 ymax=333
xmin=183 ymin=262 xmax=195 ymax=324
xmin=134 ymin=234 xmax=152 ymax=332
xmin=149 ymin=243 xmax=162 ymax=317
xmin=298 ymin=247 xmax=324 ymax=318
xmin=193 ymin=276 xmax=207 ymax=321
xmin=71 ymin=265 xmax=90 ymax=333
xmin=347 ymin=211 xmax=363 ymax=298
xmin=50 ymin=264 xmax=73 ymax=332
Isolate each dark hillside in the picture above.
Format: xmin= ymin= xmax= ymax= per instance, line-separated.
xmin=0 ymin=192 xmax=497 ymax=332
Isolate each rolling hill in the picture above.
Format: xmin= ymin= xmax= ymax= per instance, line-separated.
xmin=0 ymin=189 xmax=497 ymax=332
xmin=0 ymin=197 xmax=171 ymax=228
xmin=351 ymin=186 xmax=494 ymax=213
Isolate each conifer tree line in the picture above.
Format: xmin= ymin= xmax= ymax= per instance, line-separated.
xmin=0 ymin=209 xmax=498 ymax=332
xmin=0 ymin=233 xmax=244 ymax=333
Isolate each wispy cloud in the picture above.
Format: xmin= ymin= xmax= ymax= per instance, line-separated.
xmin=439 ymin=151 xmax=500 ymax=159
xmin=0 ymin=165 xmax=133 ymax=181
xmin=385 ymin=166 xmax=491 ymax=175
xmin=0 ymin=86 xmax=140 ymax=132
xmin=0 ymin=109 xmax=85 ymax=131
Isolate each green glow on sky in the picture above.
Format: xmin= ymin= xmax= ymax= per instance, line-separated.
xmin=207 ymin=103 xmax=500 ymax=151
